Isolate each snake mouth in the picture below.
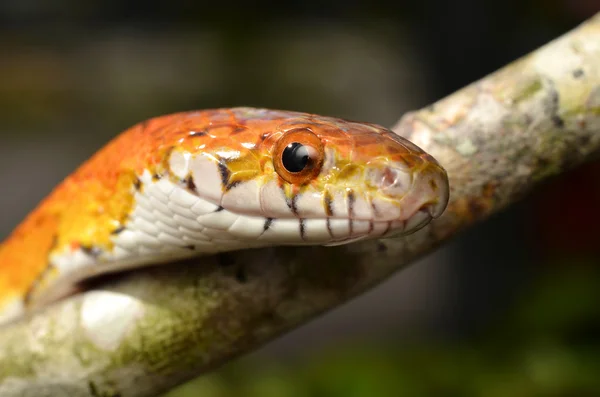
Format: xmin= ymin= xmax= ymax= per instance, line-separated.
xmin=322 ymin=210 xmax=432 ymax=246
xmin=381 ymin=208 xmax=433 ymax=238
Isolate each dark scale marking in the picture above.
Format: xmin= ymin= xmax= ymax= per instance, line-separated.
xmin=284 ymin=193 xmax=300 ymax=216
xmin=324 ymin=191 xmax=334 ymax=216
xmin=290 ymin=194 xmax=299 ymax=216
xmin=264 ymin=218 xmax=273 ymax=231
xmin=326 ymin=218 xmax=333 ymax=238
xmin=189 ymin=130 xmax=208 ymax=137
xmin=347 ymin=189 xmax=355 ymax=217
xmin=218 ymin=162 xmax=232 ymax=190
xmin=573 ymin=68 xmax=584 ymax=78
xmin=184 ymin=244 xmax=195 ymax=250
xmin=81 ymin=245 xmax=103 ymax=258
xmin=133 ymin=177 xmax=142 ymax=191
xmin=371 ymin=201 xmax=381 ymax=218
xmin=227 ymin=180 xmax=242 ymax=190
xmin=377 ymin=242 xmax=387 ymax=252
xmin=284 ymin=196 xmax=293 ymax=212
xmin=152 ymin=173 xmax=161 ymax=182
xmin=215 ymin=206 xmax=224 ymax=212
xmin=186 ymin=174 xmax=197 ymax=192
xmin=347 ymin=186 xmax=355 ymax=235
xmin=111 ymin=225 xmax=126 ymax=235
xmin=299 ymin=219 xmax=306 ymax=241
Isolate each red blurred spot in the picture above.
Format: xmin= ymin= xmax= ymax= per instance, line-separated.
xmin=532 ymin=161 xmax=600 ymax=257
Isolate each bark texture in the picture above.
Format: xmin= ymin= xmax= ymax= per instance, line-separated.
xmin=1 ymin=13 xmax=599 ymax=397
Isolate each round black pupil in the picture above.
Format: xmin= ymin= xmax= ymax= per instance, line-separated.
xmin=282 ymin=142 xmax=310 ymax=173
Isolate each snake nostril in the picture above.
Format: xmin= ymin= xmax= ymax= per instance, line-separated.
xmin=381 ymin=167 xmax=396 ymax=189
xmin=378 ymin=165 xmax=412 ymax=197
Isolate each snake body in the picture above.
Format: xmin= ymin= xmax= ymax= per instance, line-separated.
xmin=0 ymin=107 xmax=449 ymax=324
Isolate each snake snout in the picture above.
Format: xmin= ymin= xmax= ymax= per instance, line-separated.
xmin=418 ymin=161 xmax=450 ymax=219
xmin=404 ymin=160 xmax=449 ymax=223
xmin=365 ymin=154 xmax=449 ymax=227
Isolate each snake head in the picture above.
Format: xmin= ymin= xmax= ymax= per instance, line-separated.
xmin=166 ymin=108 xmax=450 ymax=247
xmin=256 ymin=114 xmax=449 ymax=243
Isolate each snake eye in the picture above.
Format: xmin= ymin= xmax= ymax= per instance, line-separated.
xmin=274 ymin=128 xmax=324 ymax=185
xmin=282 ymin=143 xmax=310 ymax=172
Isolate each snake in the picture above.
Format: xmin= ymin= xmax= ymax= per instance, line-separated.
xmin=0 ymin=107 xmax=449 ymax=325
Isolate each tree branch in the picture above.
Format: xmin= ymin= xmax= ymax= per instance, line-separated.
xmin=1 ymin=13 xmax=600 ymax=397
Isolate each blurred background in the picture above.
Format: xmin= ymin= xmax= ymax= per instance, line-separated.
xmin=1 ymin=1 xmax=600 ymax=396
